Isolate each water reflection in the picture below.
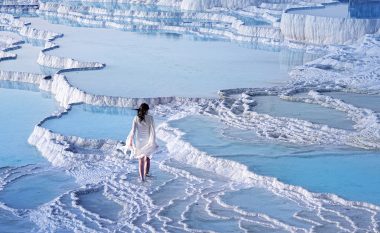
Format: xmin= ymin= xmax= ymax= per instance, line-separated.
xmin=0 ymin=80 xmax=39 ymax=91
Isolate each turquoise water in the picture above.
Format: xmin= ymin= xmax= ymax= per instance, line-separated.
xmin=288 ymin=4 xmax=350 ymax=18
xmin=254 ymin=95 xmax=354 ymax=130
xmin=42 ymin=105 xmax=136 ymax=141
xmin=328 ymin=92 xmax=380 ymax=113
xmin=25 ymin=17 xmax=318 ymax=98
xmin=77 ymin=188 xmax=123 ymax=221
xmin=42 ymin=104 xmax=168 ymax=142
xmin=0 ymin=43 xmax=43 ymax=74
xmin=0 ymin=170 xmax=75 ymax=209
xmin=0 ymin=209 xmax=37 ymax=233
xmin=170 ymin=115 xmax=380 ymax=205
xmin=0 ymin=87 xmax=76 ymax=232
xmin=222 ymin=187 xmax=308 ymax=229
xmin=0 ymin=87 xmax=55 ymax=166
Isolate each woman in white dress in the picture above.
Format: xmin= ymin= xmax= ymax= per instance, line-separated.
xmin=127 ymin=103 xmax=158 ymax=181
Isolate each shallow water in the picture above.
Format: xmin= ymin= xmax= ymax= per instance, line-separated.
xmin=327 ymin=92 xmax=380 ymax=113
xmin=0 ymin=209 xmax=37 ymax=233
xmin=77 ymin=187 xmax=123 ymax=221
xmin=0 ymin=41 xmax=43 ymax=74
xmin=0 ymin=169 xmax=75 ymax=209
xmin=289 ymin=4 xmax=350 ymax=18
xmin=0 ymin=87 xmax=56 ymax=166
xmin=254 ymin=95 xmax=354 ymax=130
xmin=42 ymin=104 xmax=136 ymax=140
xmin=222 ymin=187 xmax=307 ymax=228
xmin=24 ymin=17 xmax=317 ymax=97
xmin=170 ymin=115 xmax=380 ymax=205
xmin=0 ymin=87 xmax=76 ymax=232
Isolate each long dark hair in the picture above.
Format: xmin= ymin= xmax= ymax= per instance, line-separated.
xmin=137 ymin=103 xmax=149 ymax=122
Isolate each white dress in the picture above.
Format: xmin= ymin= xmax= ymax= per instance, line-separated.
xmin=127 ymin=115 xmax=158 ymax=159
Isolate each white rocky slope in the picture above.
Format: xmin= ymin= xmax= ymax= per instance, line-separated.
xmin=5 ymin=0 xmax=378 ymax=45
xmin=37 ymin=2 xmax=283 ymax=44
xmin=287 ymin=33 xmax=380 ymax=93
xmin=281 ymin=7 xmax=380 ymax=45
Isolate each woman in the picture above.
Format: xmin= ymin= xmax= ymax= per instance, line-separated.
xmin=127 ymin=103 xmax=158 ymax=181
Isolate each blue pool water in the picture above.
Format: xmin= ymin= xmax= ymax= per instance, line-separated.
xmin=289 ymin=4 xmax=350 ymax=18
xmin=0 ymin=170 xmax=75 ymax=209
xmin=0 ymin=87 xmax=77 ymax=232
xmin=25 ymin=17 xmax=318 ymax=98
xmin=170 ymin=115 xmax=380 ymax=205
xmin=254 ymin=95 xmax=354 ymax=130
xmin=77 ymin=187 xmax=123 ymax=221
xmin=42 ymin=104 xmax=136 ymax=141
xmin=327 ymin=92 xmax=380 ymax=113
xmin=0 ymin=42 xmax=43 ymax=74
xmin=0 ymin=87 xmax=56 ymax=166
xmin=221 ymin=187 xmax=307 ymax=229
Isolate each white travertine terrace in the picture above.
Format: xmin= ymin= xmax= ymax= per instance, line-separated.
xmin=0 ymin=33 xmax=23 ymax=60
xmin=37 ymin=2 xmax=284 ymax=44
xmin=281 ymin=3 xmax=380 ymax=44
xmin=0 ymin=13 xmax=27 ymax=28
xmin=0 ymin=34 xmax=22 ymax=46
xmin=0 ymin=70 xmax=44 ymax=83
xmin=1 ymin=3 xmax=380 ymax=231
xmin=0 ymin=50 xmax=16 ymax=60
xmin=36 ymin=0 xmax=380 ymax=45
xmin=23 ymin=101 xmax=380 ymax=232
xmin=37 ymin=51 xmax=105 ymax=70
xmin=19 ymin=25 xmax=63 ymax=41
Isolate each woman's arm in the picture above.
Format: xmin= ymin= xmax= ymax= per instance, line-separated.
xmin=129 ymin=117 xmax=137 ymax=146
xmin=150 ymin=116 xmax=157 ymax=147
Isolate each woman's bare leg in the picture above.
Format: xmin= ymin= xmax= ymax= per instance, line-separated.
xmin=139 ymin=157 xmax=145 ymax=181
xmin=146 ymin=157 xmax=150 ymax=176
xmin=144 ymin=156 xmax=149 ymax=177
